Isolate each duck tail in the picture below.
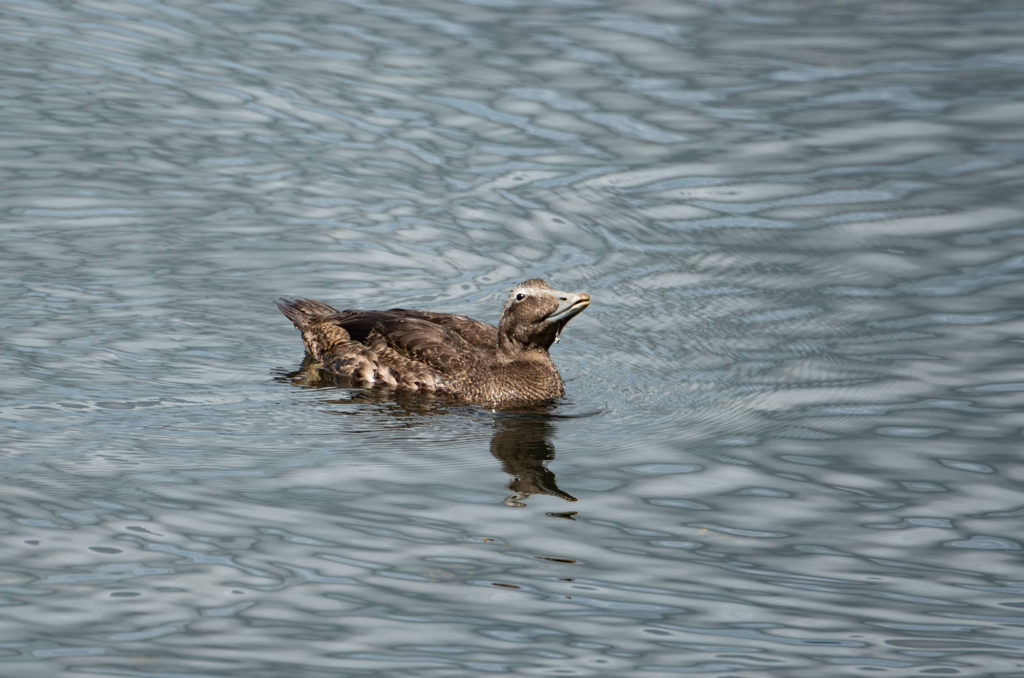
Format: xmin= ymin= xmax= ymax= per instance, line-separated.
xmin=275 ymin=298 xmax=340 ymax=330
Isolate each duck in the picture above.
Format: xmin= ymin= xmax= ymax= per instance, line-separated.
xmin=276 ymin=279 xmax=590 ymax=408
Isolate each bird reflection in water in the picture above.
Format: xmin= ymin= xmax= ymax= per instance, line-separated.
xmin=277 ymin=358 xmax=576 ymax=508
xmin=489 ymin=413 xmax=575 ymax=507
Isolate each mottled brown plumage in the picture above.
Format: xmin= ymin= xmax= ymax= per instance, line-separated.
xmin=276 ymin=279 xmax=590 ymax=408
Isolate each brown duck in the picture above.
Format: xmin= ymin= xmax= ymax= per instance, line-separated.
xmin=276 ymin=279 xmax=590 ymax=408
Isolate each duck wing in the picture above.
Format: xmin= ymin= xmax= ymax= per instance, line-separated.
xmin=342 ymin=310 xmax=486 ymax=377
xmin=383 ymin=309 xmax=498 ymax=352
xmin=289 ymin=310 xmax=481 ymax=391
xmin=277 ymin=299 xmax=491 ymax=392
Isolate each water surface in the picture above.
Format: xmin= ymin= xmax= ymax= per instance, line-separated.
xmin=2 ymin=0 xmax=1024 ymax=676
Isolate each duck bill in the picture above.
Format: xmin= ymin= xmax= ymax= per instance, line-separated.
xmin=544 ymin=290 xmax=591 ymax=325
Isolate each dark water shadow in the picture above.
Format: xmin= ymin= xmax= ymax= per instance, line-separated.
xmin=489 ymin=412 xmax=577 ymax=508
xmin=274 ymin=359 xmax=577 ymax=507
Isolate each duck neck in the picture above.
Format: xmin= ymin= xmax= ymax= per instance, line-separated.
xmin=496 ymin=331 xmax=517 ymax=361
xmin=496 ymin=332 xmax=550 ymax=365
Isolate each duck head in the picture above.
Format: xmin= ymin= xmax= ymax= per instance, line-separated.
xmin=497 ymin=278 xmax=590 ymax=356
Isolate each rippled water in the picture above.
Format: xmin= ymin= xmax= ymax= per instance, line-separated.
xmin=3 ymin=0 xmax=1024 ymax=675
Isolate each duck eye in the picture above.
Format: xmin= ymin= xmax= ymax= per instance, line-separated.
xmin=515 ymin=293 xmax=525 ymax=301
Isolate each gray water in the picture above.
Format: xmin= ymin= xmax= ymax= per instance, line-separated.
xmin=3 ymin=0 xmax=1024 ymax=676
